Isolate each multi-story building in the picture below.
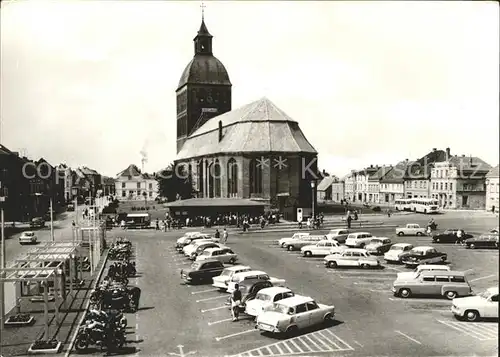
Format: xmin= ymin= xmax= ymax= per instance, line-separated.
xmin=485 ymin=165 xmax=499 ymax=212
xmin=316 ymin=175 xmax=342 ymax=202
xmin=405 ymin=148 xmax=447 ymax=199
xmin=57 ymin=164 xmax=74 ymax=202
xmin=367 ymin=166 xmax=391 ymax=204
xmin=115 ymin=164 xmax=159 ymax=201
xmin=102 ymin=176 xmax=116 ymax=197
xmin=331 ymin=179 xmax=345 ymax=203
xmin=431 ymin=155 xmax=491 ymax=209
xmin=379 ymin=160 xmax=412 ymax=204
xmin=344 ymin=171 xmax=357 ymax=203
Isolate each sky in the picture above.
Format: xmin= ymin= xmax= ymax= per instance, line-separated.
xmin=1 ymin=0 xmax=498 ymax=178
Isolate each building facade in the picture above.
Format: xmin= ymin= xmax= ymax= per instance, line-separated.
xmin=317 ymin=176 xmax=339 ymax=202
xmin=379 ymin=161 xmax=411 ymax=204
xmin=57 ymin=164 xmax=73 ymax=202
xmin=331 ymin=179 xmax=345 ymax=203
xmin=344 ymin=171 xmax=357 ymax=203
xmin=115 ymin=164 xmax=159 ymax=201
xmin=485 ymin=165 xmax=499 ymax=212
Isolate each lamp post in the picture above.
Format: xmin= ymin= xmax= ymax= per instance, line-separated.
xmin=310 ymin=181 xmax=316 ymax=220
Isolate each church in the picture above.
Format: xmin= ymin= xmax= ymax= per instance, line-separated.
xmin=171 ymin=14 xmax=319 ymax=220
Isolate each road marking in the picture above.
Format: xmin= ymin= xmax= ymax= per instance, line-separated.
xmin=437 ymin=320 xmax=498 ymax=341
xmin=469 ymin=274 xmax=497 ymax=282
xmin=215 ymin=328 xmax=258 ymax=341
xmin=353 ymin=340 xmax=364 ymax=347
xmin=201 ymin=305 xmax=227 ymax=313
xmin=196 ymin=295 xmax=227 ymax=302
xmin=208 ymin=318 xmax=233 ymax=326
xmin=191 ymin=288 xmax=219 ymax=295
xmin=395 ymin=330 xmax=422 ymax=345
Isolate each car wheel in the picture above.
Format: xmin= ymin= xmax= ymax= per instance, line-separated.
xmin=464 ymin=310 xmax=480 ymax=322
xmin=361 ymin=263 xmax=370 ymax=269
xmin=416 ymin=232 xmax=423 ymax=236
xmin=397 ymin=232 xmax=404 ymax=236
xmin=304 ymin=251 xmax=312 ymax=257
xmin=281 ymin=243 xmax=286 ymax=248
xmin=435 ymin=238 xmax=440 ymax=243
xmin=286 ymin=325 xmax=299 ymax=336
xmin=328 ymin=261 xmax=337 ymax=269
xmin=229 ymin=258 xmax=236 ymax=264
xmin=323 ymin=313 xmax=334 ymax=324
xmin=399 ymin=288 xmax=411 ymax=298
xmin=445 ymin=291 xmax=457 ymax=300
xmin=359 ymin=243 xmax=365 ymax=248
xmin=469 ymin=243 xmax=475 ymax=249
xmin=288 ymin=245 xmax=294 ymax=251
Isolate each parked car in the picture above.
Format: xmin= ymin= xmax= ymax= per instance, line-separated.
xmin=245 ymin=287 xmax=295 ymax=317
xmin=396 ymin=224 xmax=426 ymax=236
xmin=283 ymin=235 xmax=324 ymax=251
xmin=186 ymin=242 xmax=227 ymax=259
xmin=400 ymin=246 xmax=447 ymax=268
xmin=325 ymin=229 xmax=350 ymax=244
xmin=278 ymin=232 xmax=310 ymax=248
xmin=464 ymin=233 xmax=499 ymax=249
xmin=232 ymin=279 xmax=274 ymax=313
xmin=384 ymin=243 xmax=414 ymax=263
xmin=67 ymin=204 xmax=75 ymax=212
xmin=255 ymin=295 xmax=335 ymax=335
xmin=212 ymin=265 xmax=252 ymax=291
xmin=490 ymin=227 xmax=499 ymax=234
xmin=180 ymin=260 xmax=224 ymax=284
xmin=19 ymin=231 xmax=38 ymax=245
xmin=344 ymin=232 xmax=373 ymax=248
xmin=452 ymin=287 xmax=499 ymax=321
xmin=300 ymin=240 xmax=345 ymax=257
xmin=30 ymin=217 xmax=45 ymax=228
xmin=324 ymin=248 xmax=380 ymax=269
xmin=392 ymin=270 xmax=472 ymax=300
xmin=432 ymin=229 xmax=473 ymax=243
xmin=176 ymin=233 xmax=215 ymax=251
xmin=227 ymin=270 xmax=286 ymax=293
xmin=183 ymin=239 xmax=222 ymax=256
xmin=396 ymin=264 xmax=451 ymax=281
xmin=365 ymin=237 xmax=392 ymax=254
xmin=195 ymin=247 xmax=238 ymax=264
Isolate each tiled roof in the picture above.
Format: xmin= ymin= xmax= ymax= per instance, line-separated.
xmin=380 ymin=161 xmax=414 ymax=183
xmin=317 ymin=176 xmax=338 ymax=191
xmin=176 ymin=97 xmax=317 ymax=160
xmin=117 ymin=164 xmax=142 ymax=178
xmin=449 ymin=156 xmax=491 ymax=172
xmin=368 ymin=166 xmax=392 ymax=181
xmin=487 ymin=165 xmax=499 ymax=178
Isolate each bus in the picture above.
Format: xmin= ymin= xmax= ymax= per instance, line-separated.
xmin=410 ymin=198 xmax=440 ymax=214
xmin=395 ymin=199 xmax=412 ymax=211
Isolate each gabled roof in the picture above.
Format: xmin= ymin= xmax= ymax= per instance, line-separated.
xmin=487 ymin=165 xmax=499 ymax=178
xmin=449 ymin=156 xmax=491 ymax=172
xmin=117 ymin=164 xmax=142 ymax=178
xmin=380 ymin=161 xmax=414 ymax=183
xmin=317 ymin=176 xmax=338 ymax=191
xmin=406 ymin=149 xmax=447 ymax=180
xmin=176 ymin=97 xmax=317 ymax=160
xmin=368 ymin=166 xmax=392 ymax=181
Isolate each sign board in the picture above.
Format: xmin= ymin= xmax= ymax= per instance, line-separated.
xmin=296 ymin=208 xmax=303 ymax=223
xmin=202 ymin=108 xmax=218 ymax=113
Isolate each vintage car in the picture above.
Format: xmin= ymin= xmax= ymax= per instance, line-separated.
xmin=392 ymin=270 xmax=472 ymax=300
xmin=365 ymin=237 xmax=392 ymax=254
xmin=432 ymin=229 xmax=473 ymax=243
xmin=255 ymin=295 xmax=335 ymax=335
xmin=19 ymin=231 xmax=38 ymax=245
xmin=324 ymin=248 xmax=380 ymax=269
xmin=384 ymin=243 xmax=414 ymax=263
xmin=180 ymin=260 xmax=224 ymax=284
xmin=300 ymin=240 xmax=345 ymax=257
xmin=396 ymin=224 xmax=426 ymax=236
xmin=212 ymin=265 xmax=252 ymax=290
xmin=187 ymin=242 xmax=228 ymax=260
xmin=452 ymin=287 xmax=499 ymax=321
xmin=400 ymin=246 xmax=447 ymax=268
xmin=344 ymin=232 xmax=374 ymax=248
xmin=195 ymin=247 xmax=238 ymax=264
xmin=231 ymin=279 xmax=274 ymax=313
xmin=325 ymin=229 xmax=350 ymax=244
xmin=396 ymin=264 xmax=450 ymax=281
xmin=30 ymin=217 xmax=46 ymax=228
xmin=182 ymin=239 xmax=218 ymax=256
xmin=245 ymin=287 xmax=295 ymax=317
xmin=283 ymin=235 xmax=325 ymax=251
xmin=491 ymin=227 xmax=499 ymax=234
xmin=464 ymin=233 xmax=499 ymax=249
xmin=278 ymin=232 xmax=310 ymax=247
xmin=227 ymin=270 xmax=286 ymax=293
xmin=176 ymin=233 xmax=215 ymax=251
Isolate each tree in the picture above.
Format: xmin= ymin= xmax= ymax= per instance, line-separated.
xmin=157 ymin=163 xmax=195 ymax=202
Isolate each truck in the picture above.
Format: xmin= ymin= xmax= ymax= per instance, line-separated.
xmin=396 ymin=224 xmax=426 ymax=236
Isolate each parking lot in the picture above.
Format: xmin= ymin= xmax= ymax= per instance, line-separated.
xmin=101 ymin=212 xmax=497 ymax=357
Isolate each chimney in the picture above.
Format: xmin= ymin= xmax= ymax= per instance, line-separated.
xmin=432 ymin=148 xmax=437 ymax=152
xmin=218 ymin=121 xmax=223 ymax=142
xmin=462 ymin=154 xmax=465 ymax=157
xmin=370 ymin=164 xmax=373 ymax=168
xmin=446 ymin=147 xmax=450 ymax=159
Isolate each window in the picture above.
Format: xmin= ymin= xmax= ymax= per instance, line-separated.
xmin=227 ymin=158 xmax=238 ymax=197
xmin=249 ymin=158 xmax=263 ymax=194
xmin=121 ymin=191 xmax=126 ymax=197
xmin=440 ymin=183 xmax=443 ymax=190
xmin=149 ymin=192 xmax=152 ymax=197
xmin=273 ymin=293 xmax=283 ymax=302
xmin=137 ymin=182 xmax=141 ymax=189
xmin=491 ymin=295 xmax=499 ymax=302
xmin=445 ymin=183 xmax=448 ymax=190
xmin=436 ymin=276 xmax=450 ymax=282
xmin=295 ymin=304 xmax=307 ymax=313
xmin=450 ymin=276 xmax=466 ymax=283
xmin=121 ymin=182 xmax=125 ymax=188
xmin=306 ymin=302 xmax=319 ymax=311
xmin=352 ymin=252 xmax=362 ymax=257
xmin=149 ymin=183 xmax=153 ymax=189
xmin=137 ymin=190 xmax=141 ymax=195
xmin=450 ymin=183 xmax=453 ymax=191
xmin=422 ymin=277 xmax=435 ymax=282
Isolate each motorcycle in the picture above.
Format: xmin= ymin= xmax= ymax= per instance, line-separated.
xmin=75 ymin=323 xmax=126 ymax=351
xmin=84 ymin=309 xmax=127 ymax=331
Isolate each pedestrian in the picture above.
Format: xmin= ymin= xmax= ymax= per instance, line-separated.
xmin=347 ymin=215 xmax=352 ymax=229
xmin=155 ymin=219 xmax=159 ymax=230
xmin=426 ymin=225 xmax=432 ymax=236
xmin=456 ymin=229 xmax=464 ymax=245
xmin=230 ymin=284 xmax=242 ymax=321
xmin=492 ymin=205 xmax=496 ymax=214
xmin=306 ymin=218 xmax=311 ymax=230
xmin=214 ymin=229 xmax=220 ymax=239
xmin=222 ymin=228 xmax=228 ymax=244
xmin=298 ymin=218 xmax=303 ymax=229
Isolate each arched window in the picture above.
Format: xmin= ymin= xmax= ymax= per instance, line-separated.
xmin=227 ymin=158 xmax=238 ymax=197
xmin=214 ymin=159 xmax=221 ymax=198
xmin=249 ymin=158 xmax=263 ymax=194
xmin=197 ymin=160 xmax=204 ymax=197
xmin=208 ymin=161 xmax=215 ymax=198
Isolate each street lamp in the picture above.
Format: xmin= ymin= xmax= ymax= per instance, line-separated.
xmin=310 ymin=181 xmax=316 ymax=220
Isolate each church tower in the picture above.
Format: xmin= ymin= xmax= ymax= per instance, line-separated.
xmin=176 ymin=12 xmax=232 ymax=153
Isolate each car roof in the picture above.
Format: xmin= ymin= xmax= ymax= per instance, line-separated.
xmin=349 ymin=232 xmax=371 ymax=236
xmin=276 ymin=295 xmax=314 ymax=307
xmin=23 ymin=231 xmax=35 ymax=234
xmin=392 ymin=243 xmax=413 ymax=247
xmin=196 ymin=259 xmax=221 ymax=265
xmin=239 ymin=278 xmax=271 ymax=288
xmin=345 ymin=248 xmax=369 ymax=253
xmin=236 ymin=270 xmax=266 ymax=277
xmin=413 ymin=246 xmax=435 ymax=250
xmin=204 ymin=247 xmax=227 ymax=253
xmin=421 ymin=270 xmax=465 ymax=276
xmin=370 ymin=237 xmax=390 ymax=241
xmin=184 ymin=232 xmax=202 ymax=237
xmin=223 ymin=265 xmax=251 ymax=272
xmin=418 ymin=264 xmax=449 ymax=269
xmin=257 ymin=287 xmax=292 ymax=295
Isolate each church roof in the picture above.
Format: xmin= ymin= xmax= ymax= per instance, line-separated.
xmin=177 ymin=54 xmax=231 ymax=90
xmin=175 ymin=97 xmax=318 ymax=160
xmin=197 ymin=20 xmax=212 ymax=37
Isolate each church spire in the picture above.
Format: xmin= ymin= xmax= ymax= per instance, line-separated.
xmin=193 ymin=2 xmax=213 ymax=55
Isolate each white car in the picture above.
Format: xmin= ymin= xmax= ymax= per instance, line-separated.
xmin=245 ymin=287 xmax=295 ymax=317
xmin=325 ymin=229 xmax=350 ymax=244
xmin=324 ymin=248 xmax=380 ymax=269
xmin=195 ymin=247 xmax=238 ymax=264
xmin=227 ymin=270 xmax=286 ymax=293
xmin=451 ymin=287 xmax=498 ymax=322
xmin=396 ymin=264 xmax=450 ymax=281
xmin=344 ymin=232 xmax=373 ymax=248
xmin=278 ymin=232 xmax=310 ymax=248
xmin=256 ymin=295 xmax=335 ymax=335
xmin=301 ymin=240 xmax=345 ymax=257
xmin=19 ymin=231 xmax=38 ymax=245
xmin=396 ymin=224 xmax=426 ymax=236
xmin=384 ymin=243 xmax=414 ymax=263
xmin=183 ymin=240 xmax=221 ymax=257
xmin=212 ymin=265 xmax=252 ymax=290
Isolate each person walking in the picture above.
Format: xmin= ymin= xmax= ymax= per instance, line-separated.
xmin=347 ymin=214 xmax=352 ymax=229
xmin=230 ymin=284 xmax=242 ymax=321
xmin=222 ymin=228 xmax=228 ymax=244
xmin=214 ymin=229 xmax=220 ymax=239
xmin=456 ymin=229 xmax=464 ymax=245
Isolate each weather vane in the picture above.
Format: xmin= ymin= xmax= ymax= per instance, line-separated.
xmin=200 ymin=1 xmax=206 ymax=21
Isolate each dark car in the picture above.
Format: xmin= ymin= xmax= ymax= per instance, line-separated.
xmin=232 ymin=279 xmax=273 ymax=312
xmin=401 ymin=246 xmax=448 ymax=268
xmin=67 ymin=204 xmax=75 ymax=212
xmin=465 ymin=233 xmax=499 ymax=249
xmin=180 ymin=260 xmax=224 ymax=284
xmin=432 ymin=229 xmax=473 ymax=243
xmin=30 ymin=217 xmax=46 ymax=228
